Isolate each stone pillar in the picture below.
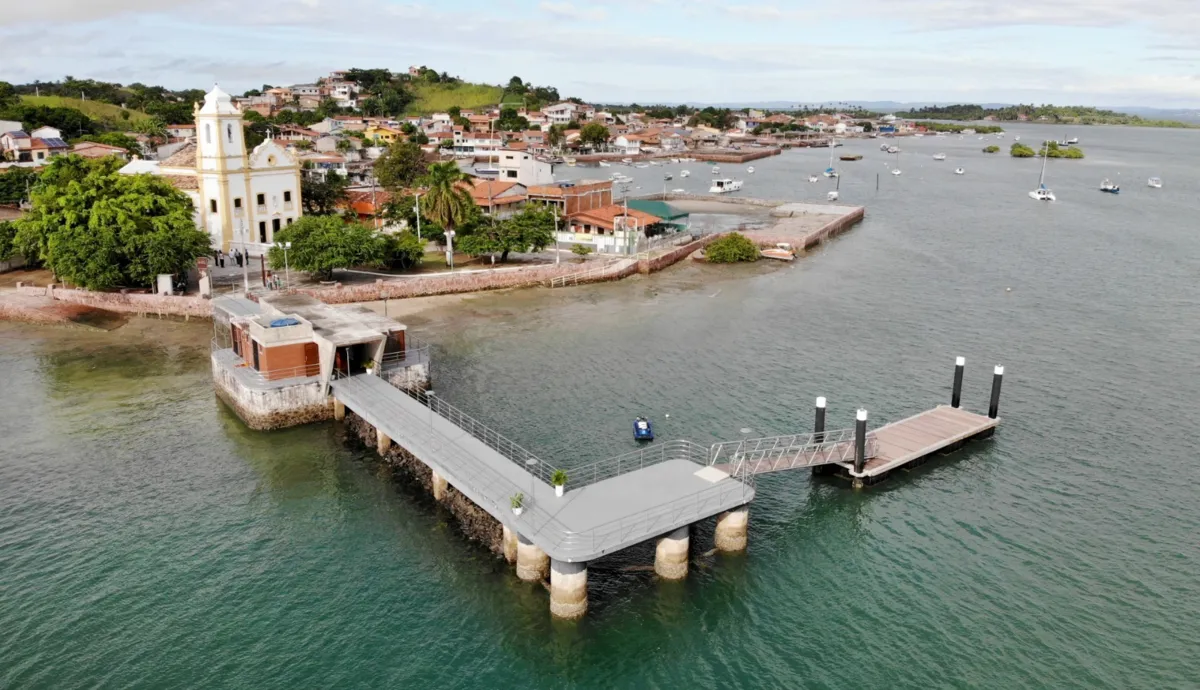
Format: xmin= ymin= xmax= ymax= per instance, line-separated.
xmin=502 ymin=525 xmax=518 ymax=564
xmin=333 ymin=398 xmax=345 ymax=421
xmin=430 ymin=470 xmax=448 ymax=502
xmin=550 ymin=559 xmax=588 ymax=619
xmin=655 ymin=525 xmax=690 ymax=579
xmin=715 ymin=507 xmax=749 ymax=552
xmin=376 ymin=429 xmax=391 ymax=455
xmin=516 ymin=533 xmax=549 ymax=582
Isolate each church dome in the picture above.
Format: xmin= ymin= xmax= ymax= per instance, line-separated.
xmin=198 ymin=84 xmax=240 ymax=115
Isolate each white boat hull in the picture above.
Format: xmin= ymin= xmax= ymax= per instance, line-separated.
xmin=709 ymin=179 xmax=744 ymax=194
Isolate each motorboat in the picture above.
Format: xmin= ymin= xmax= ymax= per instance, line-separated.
xmin=808 ymin=175 xmax=819 ymax=183
xmin=760 ymin=243 xmax=795 ymax=261
xmin=634 ymin=163 xmax=650 ymax=168
xmin=599 ymin=161 xmax=611 ymax=167
xmin=747 ymin=166 xmax=755 ymax=173
xmin=1029 ymin=142 xmax=1055 ymax=201
xmin=709 ymin=178 xmax=743 ymax=193
xmin=1014 ymin=136 xmax=1021 ymax=141
xmin=1148 ymin=177 xmax=1163 ymax=188
xmin=633 ymin=417 xmax=654 ymax=441
xmin=680 ymin=170 xmax=690 ymax=177
xmin=663 ymin=173 xmax=673 ymax=180
xmin=880 ymin=143 xmax=890 ymax=151
xmin=886 ymin=145 xmax=899 ymax=154
xmin=1100 ymin=178 xmax=1120 ymax=194
xmin=711 ymin=165 xmax=721 ymax=175
xmin=826 ymin=190 xmax=839 ymax=201
xmin=933 ymin=153 xmax=947 ymax=161
xmin=891 ymin=169 xmax=902 ymax=176
xmin=671 ymin=188 xmax=686 ymax=193
xmin=955 ymin=167 xmax=965 ymax=175
xmin=621 ymin=157 xmax=633 ymax=164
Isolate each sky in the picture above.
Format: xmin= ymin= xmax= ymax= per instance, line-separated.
xmin=3 ymin=0 xmax=1200 ymax=108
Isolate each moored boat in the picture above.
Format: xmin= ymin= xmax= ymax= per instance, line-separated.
xmin=633 ymin=417 xmax=654 ymax=441
xmin=1147 ymin=177 xmax=1163 ymax=188
xmin=1100 ymin=178 xmax=1120 ymax=194
xmin=709 ymin=178 xmax=743 ymax=193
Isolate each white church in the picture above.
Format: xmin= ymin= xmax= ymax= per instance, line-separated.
xmin=120 ymin=84 xmax=303 ymax=254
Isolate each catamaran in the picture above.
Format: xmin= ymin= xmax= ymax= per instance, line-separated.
xmin=1029 ymin=142 xmax=1056 ymax=201
xmin=824 ymin=140 xmax=838 ymax=177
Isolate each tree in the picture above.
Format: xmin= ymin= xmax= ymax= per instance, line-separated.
xmin=497 ymin=107 xmax=528 ymax=132
xmin=0 ymin=166 xmax=39 ymax=205
xmin=506 ymin=76 xmax=525 ymax=93
xmin=1010 ymin=142 xmax=1036 ymax=158
xmin=417 ymin=161 xmax=473 ymax=236
xmin=447 ymin=106 xmax=461 ymax=120
xmin=546 ymin=124 xmax=566 ymax=150
xmin=565 ymin=120 xmax=581 ymax=130
xmin=0 ymin=221 xmax=16 ymax=261
xmin=374 ymin=140 xmax=428 ymax=191
xmin=570 ymin=244 xmax=592 ymax=261
xmin=13 ymin=155 xmax=209 ymax=289
xmin=579 ymin=122 xmax=609 ymax=148
xmin=384 ymin=230 xmax=426 ymax=270
xmin=267 ymin=216 xmax=387 ymax=281
xmin=457 ymin=203 xmax=555 ymax=262
xmin=704 ymin=232 xmax=759 ymax=263
xmin=301 ymin=171 xmax=349 ymax=215
xmin=74 ymin=132 xmax=143 ymax=155
xmin=0 ymin=81 xmax=16 ymax=109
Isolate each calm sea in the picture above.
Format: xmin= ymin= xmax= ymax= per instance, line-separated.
xmin=2 ymin=122 xmax=1199 ymax=688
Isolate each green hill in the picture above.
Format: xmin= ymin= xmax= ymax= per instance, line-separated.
xmin=405 ymin=82 xmax=509 ymax=115
xmin=20 ymin=95 xmax=151 ymax=126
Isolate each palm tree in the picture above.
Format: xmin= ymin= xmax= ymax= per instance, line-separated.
xmin=418 ymin=161 xmax=472 ymax=235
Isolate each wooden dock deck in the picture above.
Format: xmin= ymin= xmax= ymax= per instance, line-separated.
xmin=831 ymin=405 xmax=998 ymax=486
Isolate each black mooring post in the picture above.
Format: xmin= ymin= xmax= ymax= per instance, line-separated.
xmin=814 ymin=396 xmax=826 ymax=442
xmin=854 ymin=409 xmax=867 ymax=474
xmin=988 ymin=366 xmax=1004 ymax=419
xmin=952 ymin=356 xmax=965 ymax=408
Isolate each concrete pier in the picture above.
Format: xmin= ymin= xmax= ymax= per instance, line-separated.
xmin=431 ymin=469 xmax=448 ymax=502
xmin=715 ymin=507 xmax=749 ymax=552
xmin=655 ymin=526 xmax=690 ymax=579
xmin=502 ymin=525 xmax=518 ymax=564
xmin=516 ymin=532 xmax=550 ymax=582
xmin=549 ymin=559 xmax=588 ymax=619
xmin=333 ymin=398 xmax=345 ymax=421
xmin=376 ymin=429 xmax=391 ymax=455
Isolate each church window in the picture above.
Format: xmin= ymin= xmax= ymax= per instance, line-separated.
xmin=209 ymin=199 xmax=217 ymax=213
xmin=283 ymin=190 xmax=292 ymax=203
xmin=286 ymin=217 xmax=294 ymax=226
xmin=205 ymin=124 xmax=212 ymax=143
xmin=234 ymin=198 xmax=242 ymax=209
xmin=256 ymin=193 xmax=265 ymax=206
xmin=259 ymin=221 xmax=267 ymax=243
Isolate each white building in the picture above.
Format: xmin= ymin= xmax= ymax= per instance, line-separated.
xmin=495 ymin=150 xmax=553 ymax=186
xmin=543 ymin=102 xmax=595 ymax=125
xmin=118 ymin=85 xmax=303 ymax=255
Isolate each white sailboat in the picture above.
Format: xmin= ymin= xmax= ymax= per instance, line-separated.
xmin=823 ymin=139 xmax=838 ymax=177
xmin=1147 ymin=177 xmax=1163 ymax=188
xmin=1029 ymin=142 xmax=1056 ymax=201
xmin=891 ymin=148 xmax=902 ymax=176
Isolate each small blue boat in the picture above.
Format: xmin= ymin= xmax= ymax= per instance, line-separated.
xmin=633 ymin=417 xmax=654 ymax=441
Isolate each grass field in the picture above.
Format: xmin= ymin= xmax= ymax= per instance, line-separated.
xmin=19 ymin=96 xmax=151 ymax=125
xmin=406 ymin=82 xmax=508 ymax=115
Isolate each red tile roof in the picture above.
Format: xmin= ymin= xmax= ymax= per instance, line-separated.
xmin=569 ymin=204 xmax=661 ymax=232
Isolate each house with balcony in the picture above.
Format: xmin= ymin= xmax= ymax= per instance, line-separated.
xmin=300 ymin=152 xmax=349 ymax=179
xmin=211 ymin=293 xmax=430 ymax=430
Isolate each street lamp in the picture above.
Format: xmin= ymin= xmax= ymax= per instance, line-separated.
xmin=276 ymin=241 xmax=292 ymax=288
xmin=413 ymin=192 xmax=422 ymax=241
xmin=239 ymin=220 xmax=250 ymax=293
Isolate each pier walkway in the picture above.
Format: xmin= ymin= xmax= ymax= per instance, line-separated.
xmin=330 ymin=374 xmax=754 ymax=563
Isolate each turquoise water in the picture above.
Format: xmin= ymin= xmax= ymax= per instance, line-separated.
xmin=3 ymin=123 xmax=1200 ymax=688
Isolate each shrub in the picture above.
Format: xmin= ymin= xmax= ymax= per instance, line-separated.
xmin=571 ymin=244 xmax=593 ymax=261
xmin=705 ymin=232 xmax=760 ymax=263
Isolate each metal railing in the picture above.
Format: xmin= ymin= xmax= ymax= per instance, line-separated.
xmin=708 ymin=428 xmax=878 ymax=475
xmin=568 ymin=440 xmax=711 ymax=490
xmin=380 ymin=335 xmax=431 ymax=370
xmin=547 ymin=258 xmax=631 ymax=288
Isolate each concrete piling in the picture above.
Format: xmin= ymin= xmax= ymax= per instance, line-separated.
xmin=376 ymin=429 xmax=391 ymax=455
xmin=502 ymin=525 xmax=518 ymax=564
xmin=654 ymin=526 xmax=690 ymax=579
xmin=430 ymin=470 xmax=448 ymax=502
xmin=549 ymin=559 xmax=588 ymax=619
xmin=714 ymin=507 xmax=749 ymax=552
xmin=516 ymin=533 xmax=550 ymax=582
xmin=952 ymin=356 xmax=965 ymax=408
xmin=988 ymin=365 xmax=1004 ymax=419
xmin=333 ymin=398 xmax=345 ymax=421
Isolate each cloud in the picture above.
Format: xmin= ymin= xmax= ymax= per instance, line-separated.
xmin=538 ymin=1 xmax=607 ymax=22
xmin=0 ymin=0 xmax=194 ymax=25
xmin=721 ymin=4 xmax=812 ymax=22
